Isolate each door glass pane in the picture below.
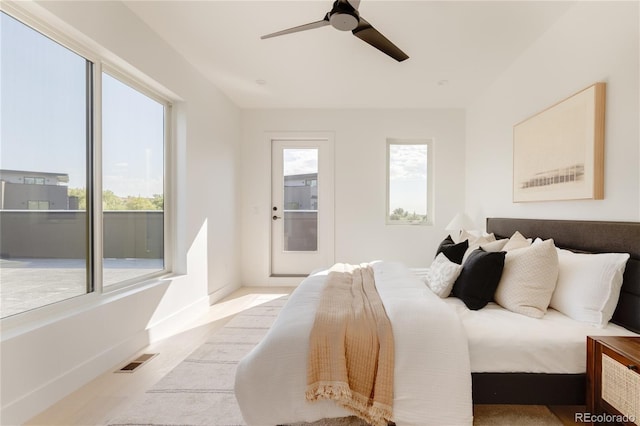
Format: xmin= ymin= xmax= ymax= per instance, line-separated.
xmin=0 ymin=12 xmax=90 ymax=318
xmin=102 ymin=73 xmax=165 ymax=286
xmin=282 ymin=149 xmax=318 ymax=251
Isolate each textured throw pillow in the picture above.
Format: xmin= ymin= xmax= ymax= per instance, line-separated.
xmin=436 ymin=235 xmax=469 ymax=264
xmin=424 ymin=253 xmax=464 ymax=298
xmin=502 ymin=231 xmax=532 ymax=251
xmin=494 ymin=238 xmax=559 ymax=318
xmin=550 ymin=249 xmax=630 ymax=327
xmin=452 ymin=248 xmax=506 ymax=310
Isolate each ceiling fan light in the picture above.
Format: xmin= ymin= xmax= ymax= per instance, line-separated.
xmin=330 ymin=12 xmax=358 ymax=31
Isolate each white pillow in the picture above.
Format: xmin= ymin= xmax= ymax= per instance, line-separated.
xmin=424 ymin=253 xmax=463 ymax=298
xmin=494 ymin=238 xmax=559 ymax=318
xmin=502 ymin=231 xmax=532 ymax=251
xmin=461 ymin=232 xmax=497 ymax=264
xmin=461 ymin=230 xmax=496 ymax=245
xmin=550 ymin=249 xmax=630 ymax=327
xmin=481 ymin=238 xmax=509 ymax=252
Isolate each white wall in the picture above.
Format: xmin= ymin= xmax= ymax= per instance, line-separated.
xmin=465 ymin=1 xmax=640 ymax=227
xmin=0 ymin=2 xmax=241 ymax=424
xmin=240 ymin=109 xmax=466 ymax=286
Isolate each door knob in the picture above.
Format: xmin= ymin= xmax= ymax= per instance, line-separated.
xmin=272 ymin=215 xmax=282 ymax=220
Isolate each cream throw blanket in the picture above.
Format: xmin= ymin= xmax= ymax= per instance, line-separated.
xmin=306 ymin=263 xmax=394 ymax=426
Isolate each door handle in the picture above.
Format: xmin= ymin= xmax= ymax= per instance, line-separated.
xmin=272 ymin=206 xmax=281 ymax=220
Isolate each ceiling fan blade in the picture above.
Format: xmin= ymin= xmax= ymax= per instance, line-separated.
xmin=261 ymin=14 xmax=330 ymax=39
xmin=346 ymin=0 xmax=361 ymax=10
xmin=352 ymin=18 xmax=409 ymax=62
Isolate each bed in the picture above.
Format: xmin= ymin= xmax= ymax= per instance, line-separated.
xmin=235 ymin=218 xmax=640 ymax=424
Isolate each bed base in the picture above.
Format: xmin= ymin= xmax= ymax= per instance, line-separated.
xmin=472 ymin=373 xmax=585 ymax=405
xmin=474 ymin=218 xmax=640 ymax=405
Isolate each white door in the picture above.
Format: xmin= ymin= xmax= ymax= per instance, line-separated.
xmin=271 ymin=137 xmax=334 ymax=276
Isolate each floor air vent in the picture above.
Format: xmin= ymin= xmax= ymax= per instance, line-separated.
xmin=116 ymin=353 xmax=158 ymax=373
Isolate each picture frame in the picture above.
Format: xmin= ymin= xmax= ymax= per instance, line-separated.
xmin=513 ymin=82 xmax=606 ymax=202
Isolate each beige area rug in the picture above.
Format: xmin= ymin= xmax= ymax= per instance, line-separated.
xmin=107 ymin=296 xmax=563 ymax=426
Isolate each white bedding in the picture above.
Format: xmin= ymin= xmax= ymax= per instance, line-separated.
xmin=235 ymin=261 xmax=473 ymax=426
xmin=443 ymin=297 xmax=639 ymax=374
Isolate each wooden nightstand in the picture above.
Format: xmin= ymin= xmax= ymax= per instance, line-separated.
xmin=587 ymin=336 xmax=640 ymax=426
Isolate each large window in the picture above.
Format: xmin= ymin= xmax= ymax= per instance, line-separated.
xmin=0 ymin=12 xmax=169 ymax=318
xmin=386 ymin=140 xmax=433 ymax=225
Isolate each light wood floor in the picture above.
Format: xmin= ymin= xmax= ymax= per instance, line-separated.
xmin=26 ymin=286 xmax=295 ymax=426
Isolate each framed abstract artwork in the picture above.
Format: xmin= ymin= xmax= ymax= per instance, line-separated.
xmin=513 ymin=82 xmax=606 ymax=202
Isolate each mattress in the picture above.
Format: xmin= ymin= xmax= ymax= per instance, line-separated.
xmin=443 ymin=297 xmax=639 ymax=374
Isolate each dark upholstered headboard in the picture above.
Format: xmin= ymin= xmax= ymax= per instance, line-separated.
xmin=486 ymin=218 xmax=640 ymax=334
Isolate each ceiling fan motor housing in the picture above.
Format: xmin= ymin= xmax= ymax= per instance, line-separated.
xmin=329 ymin=1 xmax=359 ymax=31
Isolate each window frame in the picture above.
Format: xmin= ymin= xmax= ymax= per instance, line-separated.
xmin=385 ymin=138 xmax=434 ymax=226
xmin=0 ymin=4 xmax=174 ymax=323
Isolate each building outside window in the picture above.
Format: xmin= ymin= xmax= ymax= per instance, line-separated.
xmin=27 ymin=201 xmax=50 ymax=210
xmin=24 ymin=177 xmax=45 ymax=185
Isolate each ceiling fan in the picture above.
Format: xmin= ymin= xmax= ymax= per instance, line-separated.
xmin=261 ymin=0 xmax=409 ymax=62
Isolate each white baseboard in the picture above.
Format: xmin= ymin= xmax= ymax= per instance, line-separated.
xmin=146 ymin=295 xmax=211 ymax=343
xmin=208 ymin=282 xmax=241 ymax=305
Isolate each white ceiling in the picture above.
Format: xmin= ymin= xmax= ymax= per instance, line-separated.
xmin=123 ymin=1 xmax=574 ymax=109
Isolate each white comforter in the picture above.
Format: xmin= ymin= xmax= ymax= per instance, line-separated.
xmin=235 ymin=261 xmax=473 ymax=426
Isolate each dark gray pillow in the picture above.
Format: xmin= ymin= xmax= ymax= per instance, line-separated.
xmin=452 ymin=248 xmax=506 ymax=310
xmin=436 ymin=235 xmax=469 ymax=265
